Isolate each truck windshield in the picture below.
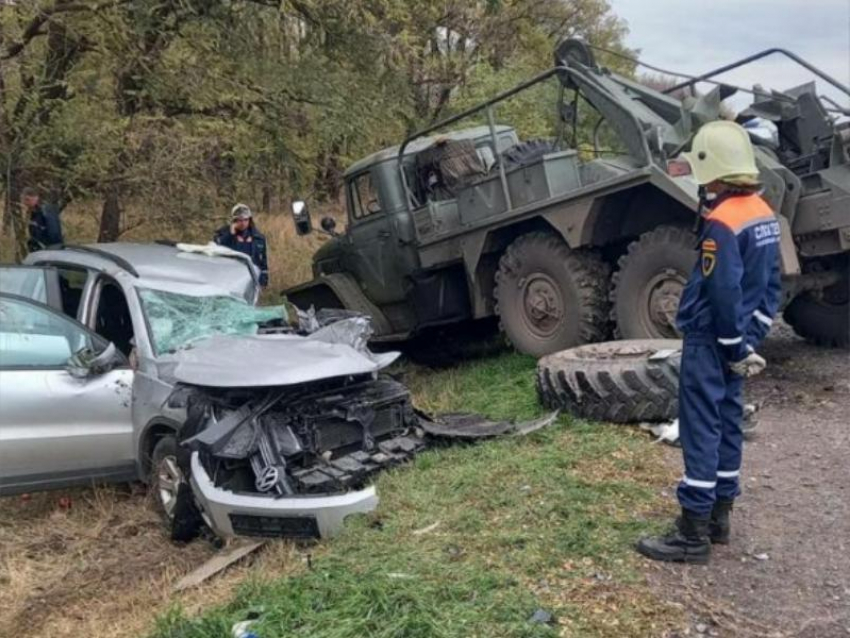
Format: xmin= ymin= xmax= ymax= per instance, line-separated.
xmin=138 ymin=288 xmax=290 ymax=355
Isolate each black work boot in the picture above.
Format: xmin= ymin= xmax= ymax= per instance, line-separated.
xmin=709 ymin=498 xmax=734 ymax=545
xmin=636 ymin=509 xmax=711 ymax=564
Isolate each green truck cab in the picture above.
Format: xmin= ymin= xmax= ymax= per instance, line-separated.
xmin=285 ymin=40 xmax=850 ymax=356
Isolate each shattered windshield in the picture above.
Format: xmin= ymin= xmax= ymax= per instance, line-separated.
xmin=138 ymin=289 xmax=290 ymax=355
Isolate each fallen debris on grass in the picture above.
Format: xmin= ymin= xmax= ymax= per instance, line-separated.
xmin=174 ymin=539 xmax=266 ymax=592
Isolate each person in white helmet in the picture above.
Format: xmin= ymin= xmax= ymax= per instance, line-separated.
xmin=213 ymin=203 xmax=269 ymax=287
xmin=637 ymin=121 xmax=782 ymax=564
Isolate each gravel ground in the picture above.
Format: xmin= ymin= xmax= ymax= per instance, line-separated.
xmin=645 ymin=325 xmax=850 ymax=638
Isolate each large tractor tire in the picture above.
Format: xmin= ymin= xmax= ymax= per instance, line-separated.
xmin=784 ymin=281 xmax=850 ymax=349
xmin=537 ymin=339 xmax=682 ymax=423
xmin=610 ymin=226 xmax=698 ymax=339
xmin=494 ymin=232 xmax=610 ymax=357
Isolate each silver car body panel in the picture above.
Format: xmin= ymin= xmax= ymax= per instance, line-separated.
xmin=189 ymin=453 xmax=378 ymax=538
xmin=0 ymin=367 xmax=135 ymax=492
xmin=26 ymin=243 xmax=258 ymax=304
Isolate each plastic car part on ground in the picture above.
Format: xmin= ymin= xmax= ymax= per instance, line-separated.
xmin=537 ymin=340 xmax=682 ymax=423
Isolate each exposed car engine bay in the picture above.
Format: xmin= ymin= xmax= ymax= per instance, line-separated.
xmin=178 ymin=375 xmax=425 ymax=498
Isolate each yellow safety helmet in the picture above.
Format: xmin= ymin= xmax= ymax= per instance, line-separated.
xmin=682 ymin=121 xmax=760 ymax=186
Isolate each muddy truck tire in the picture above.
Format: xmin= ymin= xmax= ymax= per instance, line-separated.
xmin=494 ymin=232 xmax=610 ymax=357
xmin=783 ymin=282 xmax=850 ymax=349
xmin=537 ymin=339 xmax=682 ymax=423
xmin=610 ymin=226 xmax=697 ymax=340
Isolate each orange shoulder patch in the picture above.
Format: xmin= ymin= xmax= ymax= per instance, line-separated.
xmin=702 ymin=238 xmax=717 ymax=252
xmin=708 ymin=195 xmax=775 ymax=233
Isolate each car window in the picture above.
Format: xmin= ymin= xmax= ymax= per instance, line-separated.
xmin=56 ymin=266 xmax=89 ymax=318
xmin=349 ymin=172 xmax=382 ymax=220
xmin=0 ymin=267 xmax=50 ymax=303
xmin=0 ymin=296 xmax=96 ymax=368
xmin=93 ymin=279 xmax=135 ymax=357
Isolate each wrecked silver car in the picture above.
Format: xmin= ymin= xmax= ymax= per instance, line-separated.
xmin=0 ymin=243 xmax=412 ymax=539
xmin=2 ymin=243 xmax=552 ymax=541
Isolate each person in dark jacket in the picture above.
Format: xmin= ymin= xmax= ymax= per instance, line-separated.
xmin=23 ymin=187 xmax=63 ymax=252
xmin=213 ymin=203 xmax=269 ymax=287
xmin=637 ymin=121 xmax=781 ymax=565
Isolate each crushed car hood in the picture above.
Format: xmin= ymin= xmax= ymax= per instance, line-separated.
xmin=168 ymin=330 xmax=399 ymax=388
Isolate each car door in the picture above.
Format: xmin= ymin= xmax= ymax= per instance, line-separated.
xmin=0 ymin=294 xmax=135 ymax=495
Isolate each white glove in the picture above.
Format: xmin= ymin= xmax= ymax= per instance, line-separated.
xmin=729 ymin=351 xmax=766 ymax=377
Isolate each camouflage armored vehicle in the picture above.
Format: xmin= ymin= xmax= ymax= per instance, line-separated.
xmin=285 ymin=41 xmax=850 ymax=356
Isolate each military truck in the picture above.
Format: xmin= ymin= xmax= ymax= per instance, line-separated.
xmin=284 ymin=41 xmax=850 ymax=356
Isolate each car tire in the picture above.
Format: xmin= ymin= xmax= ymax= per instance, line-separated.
xmin=537 ymin=339 xmax=682 ymax=423
xmin=610 ymin=225 xmax=698 ymax=339
xmin=150 ymin=434 xmax=204 ymax=542
xmin=150 ymin=435 xmax=181 ymax=522
xmin=494 ymin=232 xmax=610 ymax=357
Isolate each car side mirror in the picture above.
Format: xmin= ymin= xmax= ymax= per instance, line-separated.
xmin=291 ymin=200 xmax=312 ymax=236
xmin=320 ymin=216 xmax=338 ymax=235
xmin=67 ymin=342 xmax=121 ymax=378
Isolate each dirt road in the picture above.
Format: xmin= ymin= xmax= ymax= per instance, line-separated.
xmin=646 ymin=326 xmax=850 ymax=638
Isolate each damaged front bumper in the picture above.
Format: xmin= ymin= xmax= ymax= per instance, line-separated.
xmin=189 ymin=452 xmax=378 ymax=539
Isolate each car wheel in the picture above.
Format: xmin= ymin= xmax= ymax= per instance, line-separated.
xmin=150 ymin=435 xmax=181 ymax=521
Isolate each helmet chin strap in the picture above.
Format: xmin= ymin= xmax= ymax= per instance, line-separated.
xmin=694 ymin=185 xmax=713 ymax=234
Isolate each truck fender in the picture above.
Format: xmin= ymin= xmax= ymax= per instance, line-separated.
xmin=284 ymin=273 xmax=395 ymax=336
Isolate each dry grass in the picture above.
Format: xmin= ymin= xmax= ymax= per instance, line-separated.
xmin=0 ymin=201 xmax=345 ymax=292
xmin=0 ymin=486 xmax=303 ymax=638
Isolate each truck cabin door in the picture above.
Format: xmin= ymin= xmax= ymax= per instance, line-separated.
xmin=345 ymin=169 xmax=409 ymax=305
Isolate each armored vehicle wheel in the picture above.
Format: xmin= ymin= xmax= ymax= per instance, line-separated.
xmin=537 ymin=339 xmax=681 ymax=423
xmin=611 ymin=226 xmax=698 ymax=339
xmin=784 ymin=280 xmax=850 ymax=348
xmin=494 ymin=232 xmax=610 ymax=357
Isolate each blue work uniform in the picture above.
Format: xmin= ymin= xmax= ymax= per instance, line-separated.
xmin=214 ymin=224 xmax=269 ymax=287
xmin=675 ymin=192 xmax=782 ymax=517
xmin=27 ymin=203 xmax=64 ymax=252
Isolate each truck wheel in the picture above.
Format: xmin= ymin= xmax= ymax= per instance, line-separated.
xmin=611 ymin=226 xmax=697 ymax=339
xmin=537 ymin=339 xmax=682 ymax=423
xmin=784 ymin=283 xmax=850 ymax=348
xmin=494 ymin=232 xmax=610 ymax=357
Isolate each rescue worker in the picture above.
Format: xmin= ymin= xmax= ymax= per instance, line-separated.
xmin=213 ymin=203 xmax=269 ymax=287
xmin=22 ymin=187 xmax=63 ymax=252
xmin=637 ymin=121 xmax=782 ymax=564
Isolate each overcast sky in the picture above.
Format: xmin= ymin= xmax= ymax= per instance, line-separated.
xmin=608 ymin=0 xmax=850 ymax=111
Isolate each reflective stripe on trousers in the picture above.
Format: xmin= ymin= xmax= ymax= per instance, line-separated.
xmin=676 ymin=333 xmax=744 ymax=516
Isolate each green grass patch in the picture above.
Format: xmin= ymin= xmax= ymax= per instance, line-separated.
xmin=152 ymin=352 xmax=680 ymax=638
